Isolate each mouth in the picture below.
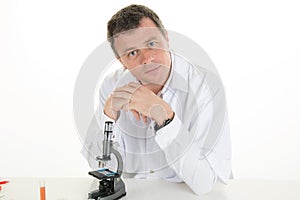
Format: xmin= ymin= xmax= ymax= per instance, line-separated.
xmin=145 ymin=65 xmax=161 ymax=74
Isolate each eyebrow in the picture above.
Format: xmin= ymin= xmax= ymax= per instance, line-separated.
xmin=121 ymin=36 xmax=159 ymax=55
xmin=144 ymin=36 xmax=158 ymax=44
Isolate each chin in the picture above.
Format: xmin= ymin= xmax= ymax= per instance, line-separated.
xmin=140 ymin=77 xmax=165 ymax=85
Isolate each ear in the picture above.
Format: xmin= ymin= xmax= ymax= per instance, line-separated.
xmin=164 ymin=30 xmax=169 ymax=42
xmin=163 ymin=30 xmax=170 ymax=49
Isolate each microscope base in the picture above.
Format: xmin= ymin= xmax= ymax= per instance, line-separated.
xmin=88 ymin=179 xmax=126 ymax=200
xmin=88 ymin=191 xmax=126 ymax=200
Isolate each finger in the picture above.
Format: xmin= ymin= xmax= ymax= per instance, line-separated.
xmin=114 ymin=83 xmax=138 ymax=93
xmin=111 ymin=97 xmax=130 ymax=111
xmin=114 ymin=87 xmax=134 ymax=94
xmin=141 ymin=114 xmax=148 ymax=123
xmin=121 ymin=102 xmax=131 ymax=112
xmin=128 ymin=82 xmax=141 ymax=87
xmin=128 ymin=82 xmax=143 ymax=93
xmin=131 ymin=110 xmax=140 ymax=121
xmin=111 ymin=91 xmax=132 ymax=100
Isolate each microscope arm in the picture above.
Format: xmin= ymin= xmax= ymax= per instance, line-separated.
xmin=110 ymin=146 xmax=123 ymax=176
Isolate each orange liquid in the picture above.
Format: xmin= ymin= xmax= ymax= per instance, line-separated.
xmin=40 ymin=186 xmax=46 ymax=200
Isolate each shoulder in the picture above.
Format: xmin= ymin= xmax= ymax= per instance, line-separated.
xmin=99 ymin=67 xmax=126 ymax=97
xmin=190 ymin=65 xmax=223 ymax=94
xmin=172 ymin=53 xmax=223 ymax=95
xmin=102 ymin=67 xmax=126 ymax=86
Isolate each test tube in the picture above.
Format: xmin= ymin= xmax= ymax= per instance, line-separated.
xmin=0 ymin=180 xmax=9 ymax=199
xmin=0 ymin=185 xmax=4 ymax=199
xmin=39 ymin=179 xmax=46 ymax=200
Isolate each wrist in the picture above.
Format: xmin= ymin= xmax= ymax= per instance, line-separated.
xmin=104 ymin=95 xmax=118 ymax=121
xmin=154 ymin=113 xmax=174 ymax=131
xmin=104 ymin=109 xmax=119 ymax=121
xmin=155 ymin=103 xmax=174 ymax=125
xmin=166 ymin=110 xmax=174 ymax=120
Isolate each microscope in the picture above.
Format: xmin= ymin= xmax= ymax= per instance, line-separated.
xmin=88 ymin=121 xmax=126 ymax=200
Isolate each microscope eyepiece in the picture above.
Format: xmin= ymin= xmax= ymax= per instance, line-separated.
xmin=104 ymin=121 xmax=113 ymax=133
xmin=102 ymin=121 xmax=114 ymax=160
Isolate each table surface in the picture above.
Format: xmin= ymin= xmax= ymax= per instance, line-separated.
xmin=1 ymin=178 xmax=300 ymax=200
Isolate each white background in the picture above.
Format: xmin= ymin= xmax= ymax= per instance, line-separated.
xmin=1 ymin=0 xmax=299 ymax=179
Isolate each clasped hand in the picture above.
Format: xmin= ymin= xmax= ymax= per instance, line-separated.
xmin=104 ymin=82 xmax=174 ymax=125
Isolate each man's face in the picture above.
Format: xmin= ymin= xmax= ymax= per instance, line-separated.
xmin=114 ymin=17 xmax=171 ymax=86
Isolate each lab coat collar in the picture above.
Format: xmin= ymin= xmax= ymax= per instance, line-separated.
xmin=161 ymin=51 xmax=189 ymax=94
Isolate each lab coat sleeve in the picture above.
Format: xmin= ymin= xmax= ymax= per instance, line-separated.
xmin=155 ymin=76 xmax=232 ymax=195
xmin=81 ymin=74 xmax=118 ymax=170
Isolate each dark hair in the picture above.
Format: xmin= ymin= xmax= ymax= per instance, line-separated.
xmin=107 ymin=4 xmax=165 ymax=56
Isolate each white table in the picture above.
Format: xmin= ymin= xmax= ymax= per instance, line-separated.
xmin=1 ymin=178 xmax=300 ymax=200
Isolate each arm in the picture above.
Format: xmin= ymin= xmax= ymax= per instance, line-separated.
xmin=154 ymin=77 xmax=232 ymax=195
xmin=81 ymin=73 xmax=122 ymax=170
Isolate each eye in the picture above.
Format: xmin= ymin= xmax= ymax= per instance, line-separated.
xmin=148 ymin=41 xmax=157 ymax=47
xmin=128 ymin=50 xmax=138 ymax=57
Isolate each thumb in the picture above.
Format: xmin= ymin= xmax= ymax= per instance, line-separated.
xmin=131 ymin=110 xmax=141 ymax=121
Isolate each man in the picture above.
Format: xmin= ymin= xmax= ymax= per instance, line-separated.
xmin=82 ymin=4 xmax=232 ymax=195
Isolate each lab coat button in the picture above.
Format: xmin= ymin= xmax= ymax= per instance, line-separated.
xmin=150 ymin=170 xmax=154 ymax=173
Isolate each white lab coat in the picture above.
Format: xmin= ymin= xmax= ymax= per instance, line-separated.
xmin=81 ymin=52 xmax=233 ymax=195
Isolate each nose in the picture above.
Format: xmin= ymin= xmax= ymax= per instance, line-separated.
xmin=141 ymin=49 xmax=154 ymax=65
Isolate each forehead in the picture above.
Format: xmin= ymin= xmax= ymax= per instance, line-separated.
xmin=115 ymin=27 xmax=162 ymax=45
